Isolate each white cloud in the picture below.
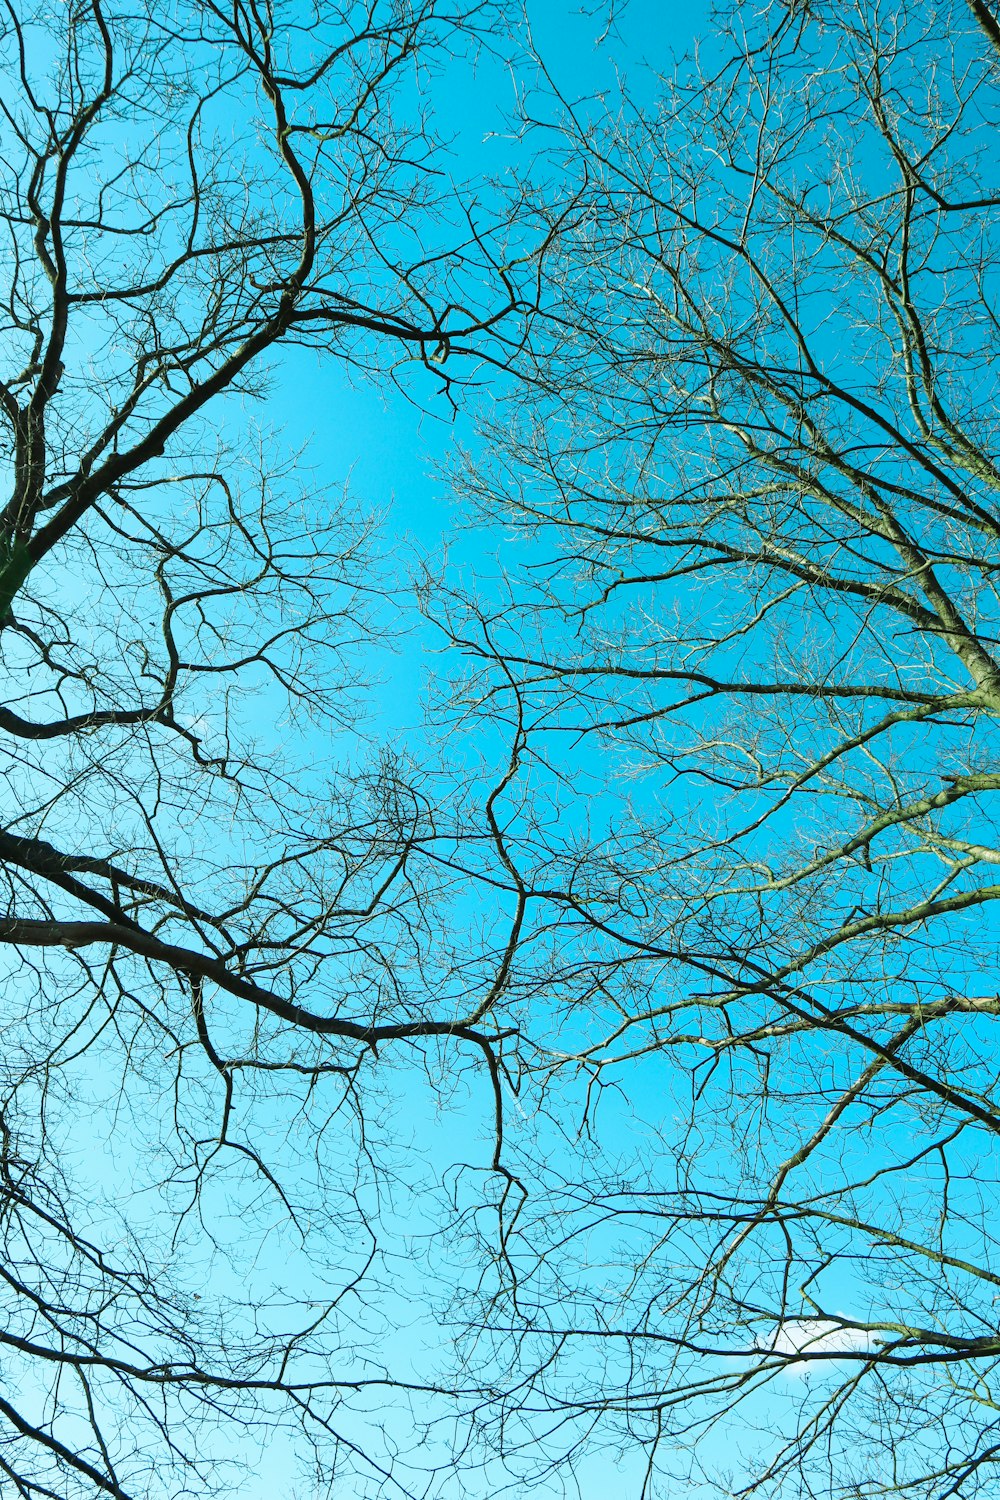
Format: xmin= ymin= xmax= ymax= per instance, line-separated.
xmin=763 ymin=1319 xmax=877 ymax=1378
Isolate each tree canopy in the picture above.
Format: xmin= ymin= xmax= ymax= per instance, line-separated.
xmin=0 ymin=1 xmax=542 ymax=1494
xmin=442 ymin=1 xmax=1000 ymax=1495
xmin=5 ymin=0 xmax=1000 ymax=1497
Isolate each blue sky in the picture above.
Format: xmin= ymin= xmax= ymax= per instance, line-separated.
xmin=4 ymin=1 xmax=904 ymax=1495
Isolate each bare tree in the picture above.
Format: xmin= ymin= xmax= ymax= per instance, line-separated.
xmin=436 ymin=1 xmax=1000 ymax=1494
xmin=0 ymin=1 xmax=549 ymax=1495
